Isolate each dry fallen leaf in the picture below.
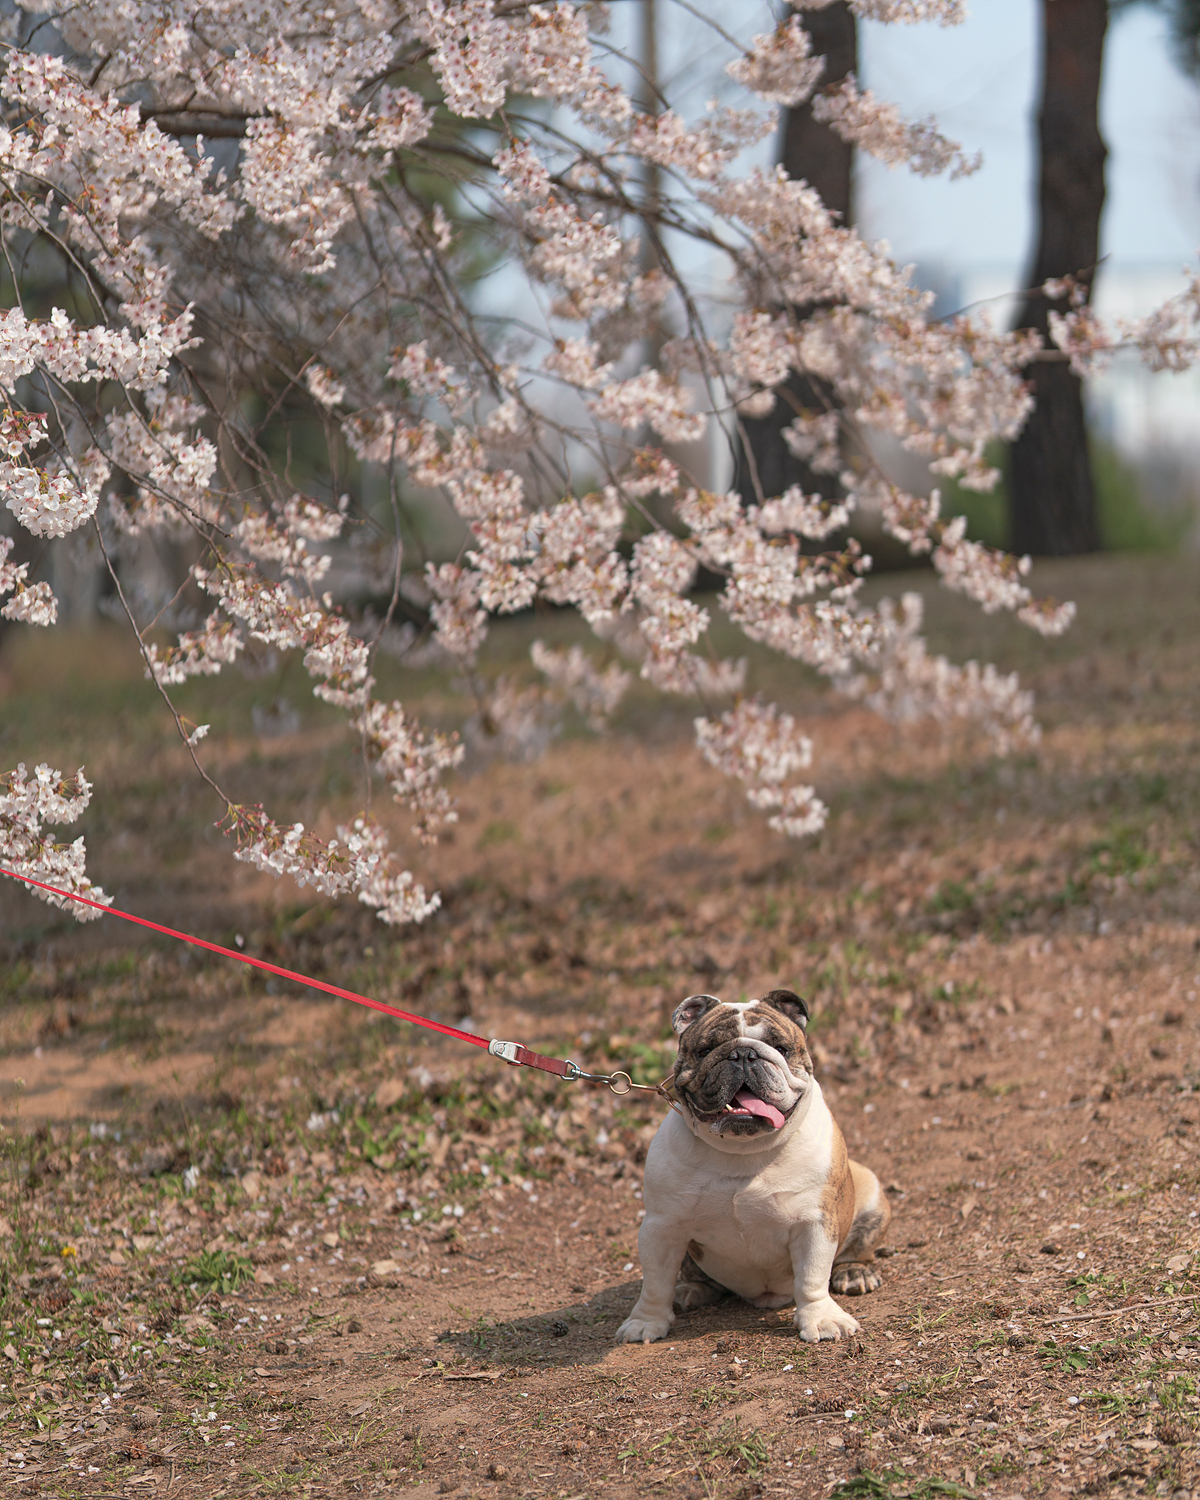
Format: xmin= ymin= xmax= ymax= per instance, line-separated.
xmin=376 ymin=1079 xmax=406 ymax=1109
xmin=960 ymin=1193 xmax=978 ymax=1220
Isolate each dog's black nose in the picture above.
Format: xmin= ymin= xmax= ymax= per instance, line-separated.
xmin=729 ymin=1046 xmax=758 ymax=1061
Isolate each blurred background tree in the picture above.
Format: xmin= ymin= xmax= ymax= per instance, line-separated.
xmin=1008 ymin=0 xmax=1200 ymax=555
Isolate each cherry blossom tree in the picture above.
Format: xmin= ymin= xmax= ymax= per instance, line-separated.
xmin=0 ymin=0 xmax=1099 ymax=928
xmin=735 ymin=0 xmax=857 ymax=506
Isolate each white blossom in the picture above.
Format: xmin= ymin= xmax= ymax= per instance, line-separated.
xmin=727 ymin=18 xmax=824 ymax=108
xmin=695 ymin=702 xmax=826 ymax=837
xmin=2 ymin=579 xmax=58 ymax=625
xmin=782 ymin=411 xmax=841 ymax=474
xmin=531 ymin=641 xmax=631 ymax=728
xmin=593 ymin=370 xmax=707 ymax=444
xmin=144 ymin=612 xmax=242 ymax=686
xmin=305 ymin=365 xmax=346 ymax=410
xmin=0 ymin=762 xmax=111 ymax=920
xmin=834 ymin=593 xmax=1040 ymax=754
xmin=754 ymin=489 xmax=851 ymax=541
xmin=812 ymin=76 xmax=981 ymax=179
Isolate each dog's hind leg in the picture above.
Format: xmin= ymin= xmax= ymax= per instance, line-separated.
xmin=830 ymin=1161 xmax=891 ymax=1297
xmin=673 ymin=1249 xmax=732 ymax=1313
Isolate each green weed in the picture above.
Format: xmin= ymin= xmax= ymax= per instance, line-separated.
xmin=245 ymin=1461 xmax=320 ymax=1494
xmin=700 ymin=1419 xmax=769 ymax=1476
xmin=830 ymin=1471 xmax=975 ymax=1500
xmin=179 ymin=1249 xmax=254 ymax=1293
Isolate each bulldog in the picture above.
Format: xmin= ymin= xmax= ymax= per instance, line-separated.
xmin=615 ymin=989 xmax=890 ymax=1344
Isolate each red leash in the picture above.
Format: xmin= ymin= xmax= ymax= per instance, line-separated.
xmin=0 ymin=865 xmax=594 ymax=1084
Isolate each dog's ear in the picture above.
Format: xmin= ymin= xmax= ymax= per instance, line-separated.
xmin=759 ymin=989 xmax=810 ymax=1030
xmin=671 ymin=993 xmax=721 ymax=1035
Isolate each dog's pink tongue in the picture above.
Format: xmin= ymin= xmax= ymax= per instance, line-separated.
xmin=734 ymin=1088 xmax=785 ymax=1129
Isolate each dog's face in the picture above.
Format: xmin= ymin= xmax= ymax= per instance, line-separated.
xmin=671 ymin=990 xmax=813 ymax=1154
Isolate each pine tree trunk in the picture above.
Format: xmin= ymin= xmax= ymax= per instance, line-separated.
xmin=735 ymin=3 xmax=855 ymax=503
xmin=1008 ymin=0 xmax=1108 ymax=556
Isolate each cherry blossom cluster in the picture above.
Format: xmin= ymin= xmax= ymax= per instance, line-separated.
xmin=0 ymin=406 xmax=101 ymax=540
xmin=1046 ymin=269 xmax=1200 ymax=377
xmin=144 ymin=612 xmax=244 ymax=686
xmin=529 ymin=642 xmax=632 ymax=731
xmin=224 ymin=808 xmax=439 ymax=925
xmin=0 ymin=535 xmax=58 ymax=626
xmin=695 ymin=701 xmax=826 ymax=838
xmin=9 ymin=0 xmax=1177 ymax=927
xmin=812 ymin=77 xmax=981 ymax=179
xmin=833 ymin=1 xmax=967 ymax=21
xmin=354 ymin=702 xmax=464 ymax=846
xmin=834 ymin=593 xmax=1039 ymax=755
xmin=727 ymin=18 xmax=824 ymax=109
xmin=870 ymin=483 xmax=1076 ymax=635
xmin=0 ymin=763 xmax=111 ymax=918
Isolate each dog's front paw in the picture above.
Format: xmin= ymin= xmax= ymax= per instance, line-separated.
xmin=794 ymin=1296 xmax=861 ymax=1342
xmin=830 ymin=1262 xmax=882 ymax=1296
xmin=615 ymin=1307 xmax=674 ymax=1344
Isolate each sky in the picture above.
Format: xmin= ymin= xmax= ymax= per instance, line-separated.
xmin=855 ymin=0 xmax=1200 ymax=283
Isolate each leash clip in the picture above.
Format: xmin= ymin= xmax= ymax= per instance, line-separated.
xmin=561 ymin=1061 xmax=672 ymax=1099
xmin=487 ymin=1039 xmax=522 ymax=1064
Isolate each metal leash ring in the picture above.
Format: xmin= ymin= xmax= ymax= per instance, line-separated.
xmin=562 ymin=1061 xmax=670 ymax=1098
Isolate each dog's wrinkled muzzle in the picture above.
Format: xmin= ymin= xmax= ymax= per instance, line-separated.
xmin=682 ymin=1053 xmax=803 ymax=1134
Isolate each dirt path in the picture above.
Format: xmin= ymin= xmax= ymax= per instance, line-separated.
xmin=2 ymin=554 xmax=1199 ymax=1498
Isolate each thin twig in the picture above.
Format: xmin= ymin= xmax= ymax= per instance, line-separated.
xmin=1042 ymin=1292 xmax=1200 ymax=1325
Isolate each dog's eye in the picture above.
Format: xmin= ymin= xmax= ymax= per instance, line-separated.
xmin=775 ymin=1043 xmax=791 ymax=1057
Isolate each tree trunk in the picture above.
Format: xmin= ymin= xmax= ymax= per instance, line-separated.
xmin=1008 ymin=0 xmax=1108 ymax=556
xmin=735 ymin=3 xmax=856 ymax=504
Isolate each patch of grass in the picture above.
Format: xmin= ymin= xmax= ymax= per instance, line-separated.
xmin=1063 ymin=1270 xmax=1117 ymax=1309
xmin=246 ymin=1461 xmax=321 ymax=1494
xmin=1082 ymin=1389 xmax=1136 ymax=1415
xmin=700 ymin=1419 xmax=769 ymax=1476
xmin=179 ymin=1249 xmax=254 ymax=1293
xmin=478 ymin=820 xmax=518 ymax=848
xmin=1157 ymin=1374 xmax=1196 ymax=1412
xmin=1087 ymin=824 xmax=1153 ymax=879
xmin=830 ymin=1471 xmax=975 ymax=1499
xmin=620 ymin=1040 xmax=675 ymax=1088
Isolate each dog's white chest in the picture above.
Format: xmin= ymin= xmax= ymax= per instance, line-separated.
xmin=642 ymin=1098 xmax=836 ymax=1302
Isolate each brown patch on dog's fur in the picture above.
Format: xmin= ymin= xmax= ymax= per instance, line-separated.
xmin=820 ymin=1122 xmax=857 ymax=1248
xmin=835 ymin=1162 xmax=891 ymax=1265
xmin=743 ymin=1003 xmax=813 ymax=1075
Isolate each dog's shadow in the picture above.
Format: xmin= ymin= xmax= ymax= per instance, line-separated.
xmin=434 ymin=1280 xmax=805 ymax=1370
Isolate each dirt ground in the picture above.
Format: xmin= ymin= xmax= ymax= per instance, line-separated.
xmin=2 ymin=553 xmax=1199 ymax=1500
